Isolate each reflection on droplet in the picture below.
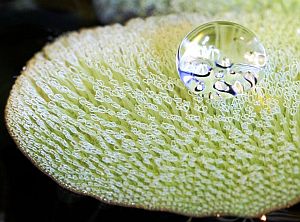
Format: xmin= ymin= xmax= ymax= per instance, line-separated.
xmin=180 ymin=57 xmax=212 ymax=77
xmin=232 ymin=81 xmax=244 ymax=94
xmin=176 ymin=21 xmax=267 ymax=98
xmin=195 ymin=81 xmax=205 ymax=92
xmin=260 ymin=214 xmax=267 ymax=221
xmin=257 ymin=54 xmax=267 ymax=66
xmin=244 ymin=71 xmax=257 ymax=87
xmin=215 ymin=70 xmax=224 ymax=78
xmin=209 ymin=92 xmax=220 ymax=99
xmin=214 ymin=81 xmax=229 ymax=92
xmin=216 ymin=57 xmax=232 ymax=68
xmin=230 ymin=70 xmax=236 ymax=75
xmin=185 ymin=78 xmax=205 ymax=94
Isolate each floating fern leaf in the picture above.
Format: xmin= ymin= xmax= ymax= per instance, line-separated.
xmin=5 ymin=9 xmax=300 ymax=218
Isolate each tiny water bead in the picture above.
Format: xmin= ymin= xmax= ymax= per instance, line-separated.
xmin=176 ymin=21 xmax=267 ymax=99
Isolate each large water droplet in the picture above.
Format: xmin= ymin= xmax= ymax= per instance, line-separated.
xmin=176 ymin=21 xmax=267 ymax=98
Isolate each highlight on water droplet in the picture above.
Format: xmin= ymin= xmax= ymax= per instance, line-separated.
xmin=176 ymin=21 xmax=267 ymax=99
xmin=260 ymin=214 xmax=267 ymax=221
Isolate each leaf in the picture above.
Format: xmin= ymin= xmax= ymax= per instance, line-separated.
xmin=5 ymin=9 xmax=300 ymax=218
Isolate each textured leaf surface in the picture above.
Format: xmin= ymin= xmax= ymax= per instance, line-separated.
xmin=5 ymin=9 xmax=300 ymax=218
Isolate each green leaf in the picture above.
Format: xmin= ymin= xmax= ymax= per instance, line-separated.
xmin=5 ymin=9 xmax=300 ymax=217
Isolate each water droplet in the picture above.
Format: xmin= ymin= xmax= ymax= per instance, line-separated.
xmin=177 ymin=21 xmax=267 ymax=98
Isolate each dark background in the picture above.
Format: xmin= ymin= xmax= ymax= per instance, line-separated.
xmin=0 ymin=1 xmax=299 ymax=222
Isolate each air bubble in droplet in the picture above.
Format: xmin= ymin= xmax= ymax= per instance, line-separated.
xmin=215 ymin=70 xmax=224 ymax=78
xmin=176 ymin=21 xmax=267 ymax=98
xmin=214 ymin=81 xmax=229 ymax=92
xmin=232 ymin=81 xmax=244 ymax=94
xmin=181 ymin=72 xmax=205 ymax=93
xmin=195 ymin=81 xmax=205 ymax=92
